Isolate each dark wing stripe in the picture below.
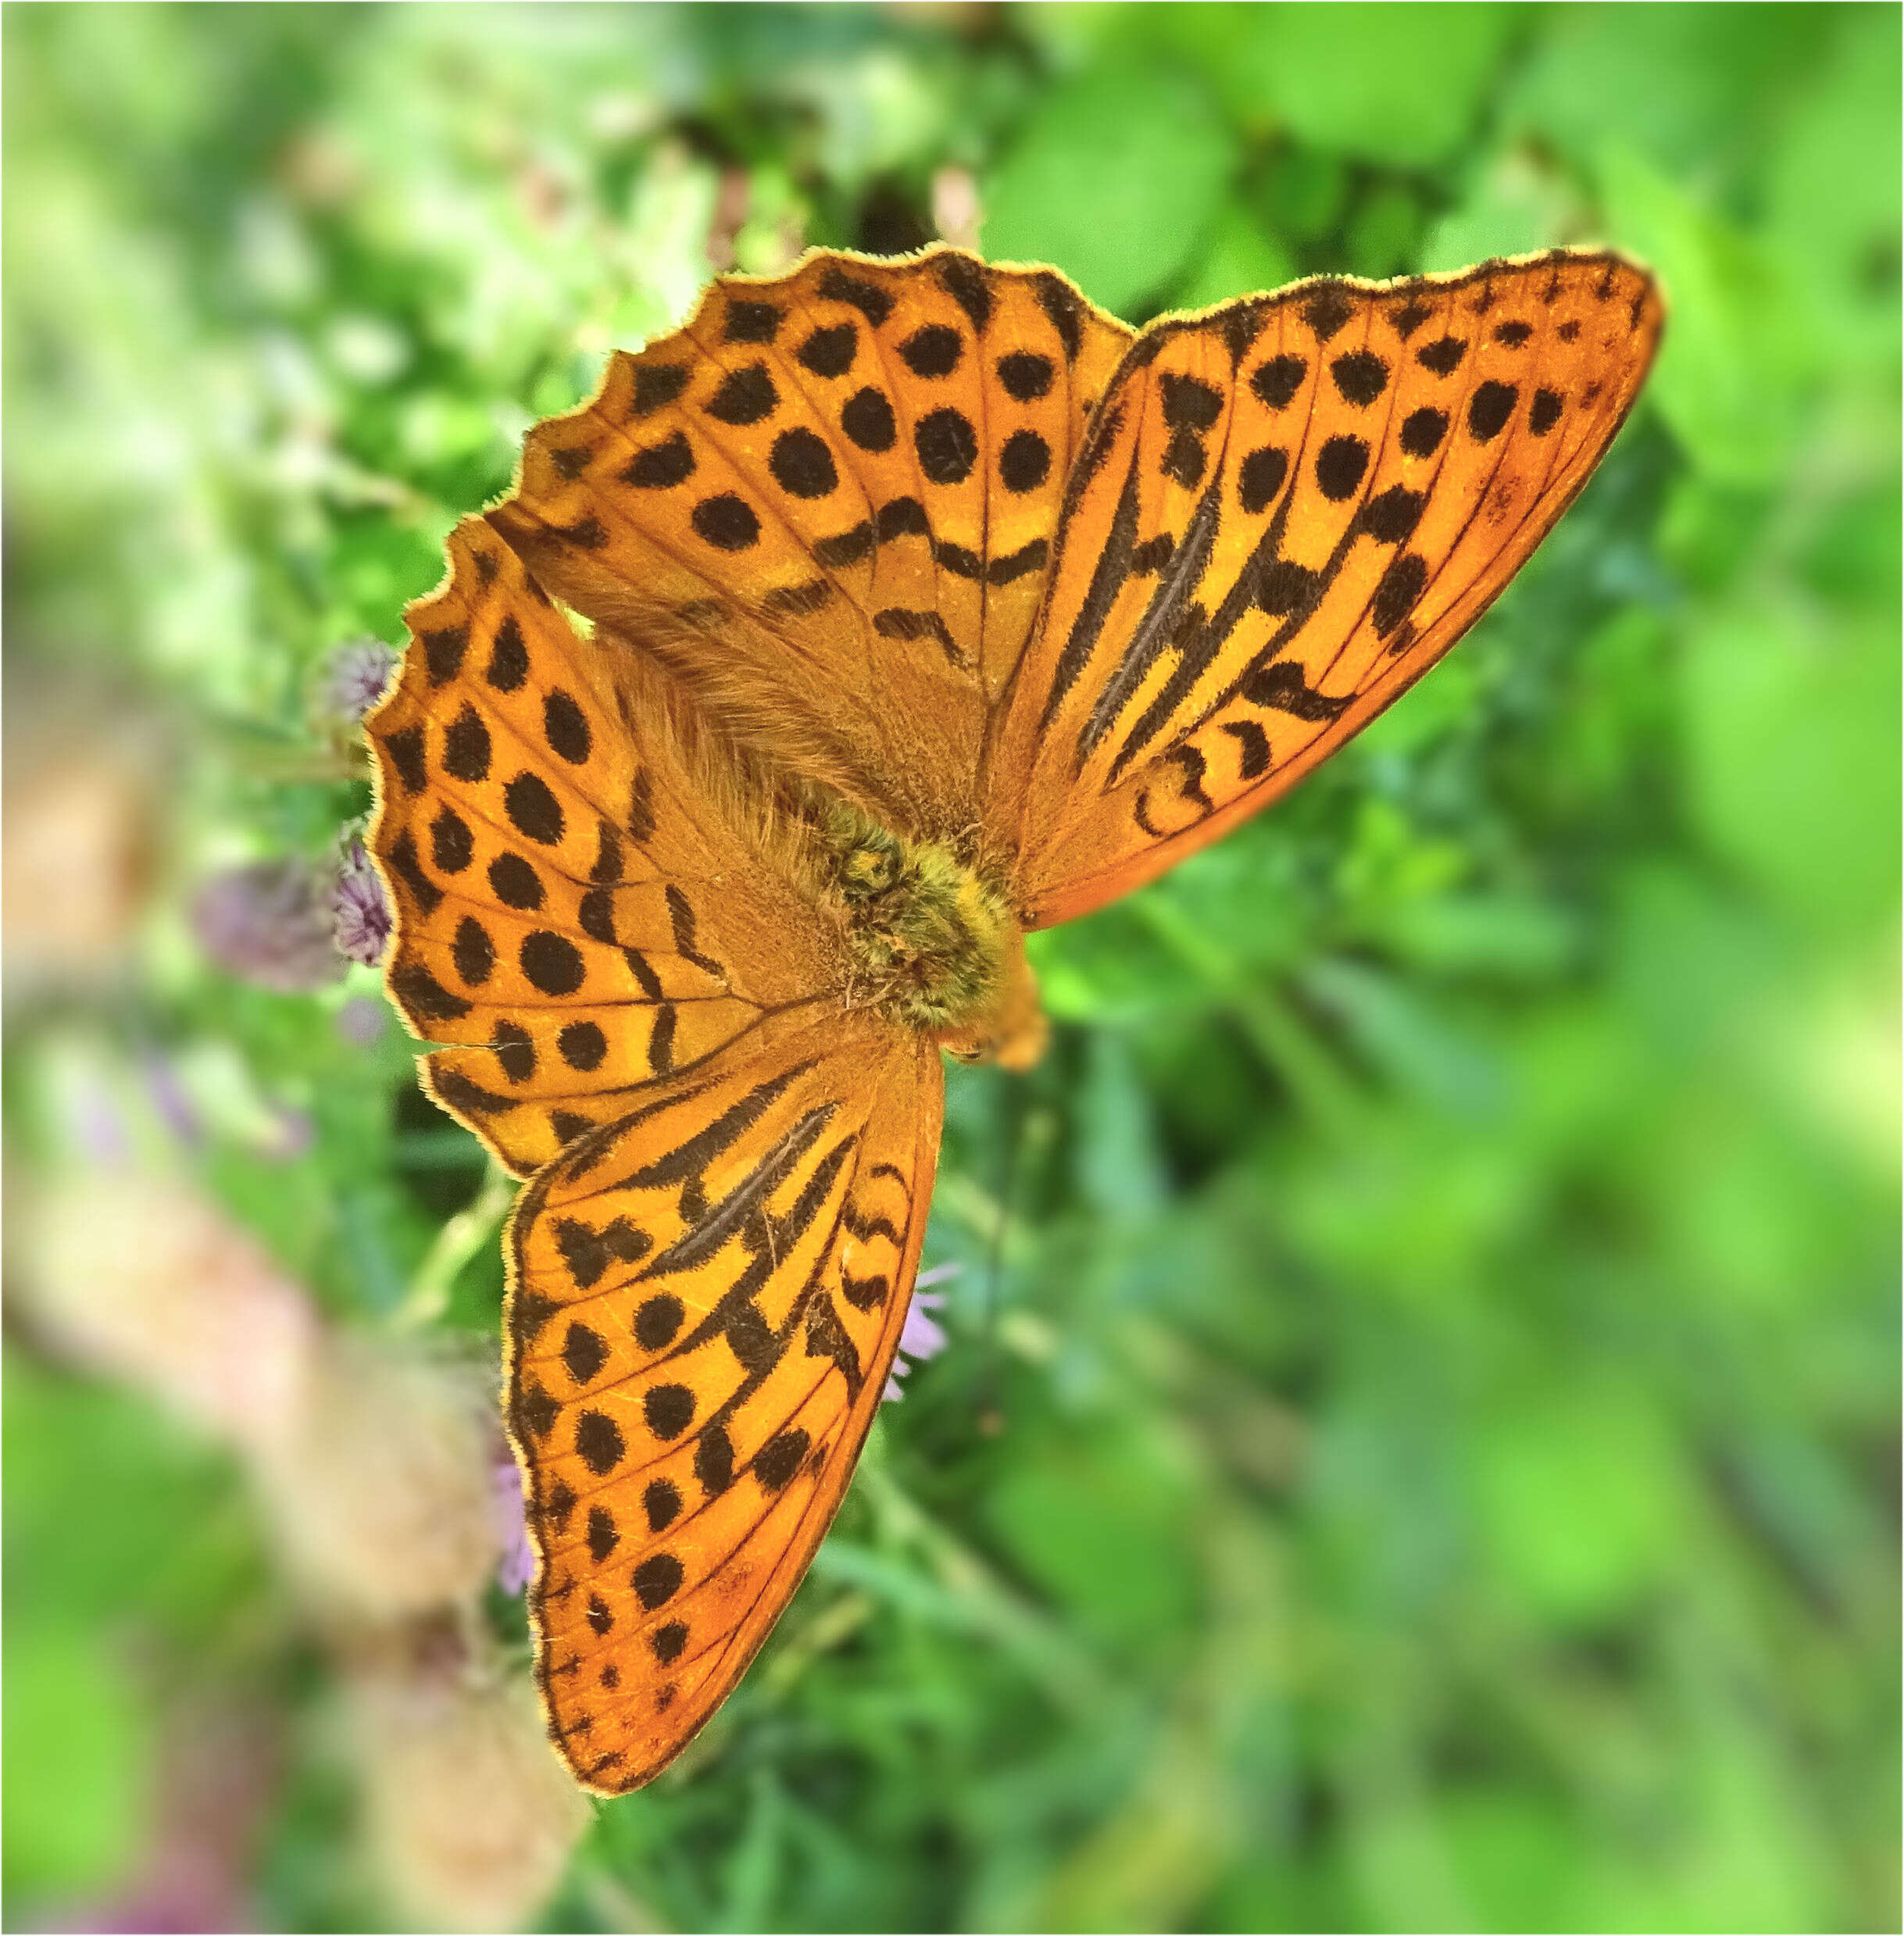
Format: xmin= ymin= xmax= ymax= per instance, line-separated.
xmin=1041 ymin=443 xmax=1143 ymax=728
xmin=640 ymin=1105 xmax=836 ymax=1277
xmin=618 ymin=1062 xmax=815 ymax=1190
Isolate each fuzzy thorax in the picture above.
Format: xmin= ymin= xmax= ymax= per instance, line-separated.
xmin=819 ymin=806 xmax=1046 ymax=1070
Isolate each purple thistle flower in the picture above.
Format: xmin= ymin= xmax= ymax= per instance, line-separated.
xmin=494 ymin=1455 xmax=535 ymax=1597
xmin=320 ymin=638 xmax=401 ymax=724
xmin=141 ymin=1051 xmax=203 ymax=1148
xmin=192 ymin=859 xmax=346 ymax=994
xmin=335 ymin=994 xmax=388 ymax=1048
xmin=330 ymin=839 xmax=392 ymax=968
xmin=884 ymin=1264 xmax=958 ymax=1402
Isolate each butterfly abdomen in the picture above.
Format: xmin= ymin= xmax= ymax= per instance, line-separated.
xmin=816 ymin=801 xmax=1044 ymax=1066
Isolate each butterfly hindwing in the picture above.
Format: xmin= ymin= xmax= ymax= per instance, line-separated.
xmin=507 ymin=1012 xmax=943 ymax=1793
xmin=488 ymin=247 xmax=1131 ymax=842
xmin=990 ymin=251 xmax=1664 ymax=925
xmin=367 ymin=520 xmax=837 ymax=1174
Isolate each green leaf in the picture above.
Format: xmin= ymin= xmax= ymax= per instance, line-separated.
xmin=981 ymin=54 xmax=1236 ymax=316
xmin=1681 ymin=600 xmax=1901 ymax=939
xmin=1471 ymin=1387 xmax=1688 ymax=1623
xmin=1174 ymin=2 xmax=1516 ymax=166
xmin=1502 ymin=4 xmax=1833 ymax=187
xmin=988 ymin=1424 xmax=1202 ymax=1650
xmin=1172 ymin=203 xmax=1297 ymax=314
xmin=1595 ymin=145 xmax=1809 ymax=484
xmin=3 ymin=1623 xmax=145 ymax=1901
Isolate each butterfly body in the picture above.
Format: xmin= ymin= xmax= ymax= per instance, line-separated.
xmin=817 ymin=803 xmax=1044 ymax=1066
xmin=368 ymin=244 xmax=1660 ymax=1791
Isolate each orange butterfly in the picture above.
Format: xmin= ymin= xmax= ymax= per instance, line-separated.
xmin=366 ymin=245 xmax=1661 ymax=1791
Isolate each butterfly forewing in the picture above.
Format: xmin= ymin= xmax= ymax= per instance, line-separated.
xmin=992 ymin=252 xmax=1663 ymax=925
xmin=488 ymin=248 xmax=1129 ymax=842
xmin=367 ymin=521 xmax=837 ymax=1173
xmin=507 ymin=1013 xmax=942 ymax=1792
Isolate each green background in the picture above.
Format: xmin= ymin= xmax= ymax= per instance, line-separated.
xmin=5 ymin=3 xmax=1898 ymax=1930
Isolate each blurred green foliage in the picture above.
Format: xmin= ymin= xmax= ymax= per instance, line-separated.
xmin=5 ymin=4 xmax=1898 ymax=1930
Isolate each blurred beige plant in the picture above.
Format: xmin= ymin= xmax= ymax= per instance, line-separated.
xmin=2 ymin=676 xmax=165 ymax=998
xmin=252 ymin=1329 xmax=503 ymax=1622
xmin=344 ymin=1632 xmax=595 ymax=1934
xmin=13 ymin=1167 xmax=320 ymax=1457
xmin=9 ymin=1074 xmax=591 ymax=1927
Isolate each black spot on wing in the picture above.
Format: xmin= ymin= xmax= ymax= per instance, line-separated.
xmin=632 ymin=1552 xmax=684 ymax=1609
xmin=996 ymin=350 xmax=1053 ymax=402
xmin=841 ymin=387 xmax=896 ymax=452
xmin=723 ymin=299 xmax=781 ymax=345
xmin=1371 ymin=552 xmax=1430 ymax=636
xmin=1000 ymin=429 xmax=1051 ymax=495
xmin=1238 ymin=446 xmax=1289 ymax=516
xmin=1223 ymin=717 xmax=1272 ymax=780
xmin=1251 ymin=354 xmax=1308 ymax=410
xmin=485 ymin=616 xmax=527 ymax=691
xmin=1315 ymin=435 xmax=1370 ymax=502
xmin=937 ymin=252 xmax=994 ymax=330
xmin=441 ymin=706 xmax=491 ymax=783
xmin=543 ymin=691 xmax=591 ymax=764
xmin=521 ymin=930 xmax=585 ymax=996
xmin=705 ymin=363 xmax=777 ymax=426
xmin=1241 ymin=658 xmax=1351 ymax=721
xmin=877 ymin=497 xmax=930 ymax=541
xmin=420 ymin=625 xmax=468 ymax=685
xmin=1032 ymin=272 xmax=1084 ymax=359
xmin=988 ymin=538 xmax=1048 ymax=585
xmin=691 ymin=494 xmax=762 ymax=551
xmin=1359 ymin=486 xmax=1425 ymax=545
xmin=770 ymin=427 xmax=839 ymax=498
xmin=755 ymin=1427 xmax=809 ymax=1492
xmin=562 ymin=1322 xmax=609 ymax=1385
xmin=817 ymin=265 xmax=893 ymax=326
xmin=1467 ymin=380 xmax=1518 ymax=443
xmin=430 ymin=808 xmax=473 ymax=874
xmin=386 ymin=830 xmax=441 ymax=915
xmin=631 ymin=363 xmax=690 ymax=416
xmin=452 ymin=916 xmax=495 ymax=987
xmin=1331 ymin=349 xmax=1388 ymax=405
xmin=575 ymin=1409 xmax=624 ymax=1475
xmin=899 ymin=323 xmax=963 ymax=378
xmin=391 ymin=958 xmax=471 ymax=1023
xmin=635 ymin=1295 xmax=684 ymax=1350
xmin=622 ymin=430 xmax=694 ymax=489
xmin=798 ymin=323 xmax=857 ymax=377
xmin=492 ymin=1021 xmax=535 ymax=1082
xmin=386 ymin=724 xmax=427 ymax=794
xmin=1301 ymin=284 xmax=1356 ymax=342
xmin=505 ymin=773 xmax=564 ymax=845
xmin=812 ymin=521 xmax=873 ymax=568
xmin=1399 ymin=406 xmax=1449 ymax=458
xmin=916 ymin=407 xmax=978 ymax=485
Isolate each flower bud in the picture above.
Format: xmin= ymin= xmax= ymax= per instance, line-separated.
xmin=252 ymin=1333 xmax=502 ymax=1620
xmin=193 ymin=859 xmax=345 ymax=994
xmin=12 ymin=1170 xmax=319 ymax=1456
xmin=329 ymin=840 xmax=392 ymax=969
xmin=318 ymin=638 xmax=401 ymax=727
xmin=345 ymin=1645 xmax=591 ymax=1933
